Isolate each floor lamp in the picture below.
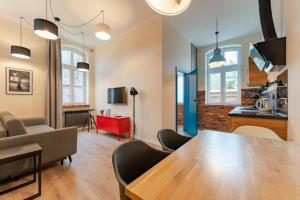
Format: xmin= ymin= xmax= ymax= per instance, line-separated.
xmin=130 ymin=87 xmax=138 ymax=139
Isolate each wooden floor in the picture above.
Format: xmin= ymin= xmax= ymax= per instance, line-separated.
xmin=0 ymin=130 xmax=127 ymax=200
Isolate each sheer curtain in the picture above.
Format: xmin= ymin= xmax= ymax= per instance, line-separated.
xmin=46 ymin=39 xmax=63 ymax=128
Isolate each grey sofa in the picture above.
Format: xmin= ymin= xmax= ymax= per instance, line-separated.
xmin=0 ymin=111 xmax=78 ymax=181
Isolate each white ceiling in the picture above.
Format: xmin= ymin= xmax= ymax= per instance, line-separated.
xmin=0 ymin=0 xmax=284 ymax=48
xmin=165 ymin=0 xmax=284 ymax=47
xmin=0 ymin=0 xmax=155 ymax=48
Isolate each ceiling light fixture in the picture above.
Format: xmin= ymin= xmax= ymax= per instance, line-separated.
xmin=11 ymin=17 xmax=31 ymax=59
xmin=145 ymin=0 xmax=192 ymax=16
xmin=95 ymin=11 xmax=111 ymax=40
xmin=34 ymin=0 xmax=58 ymax=40
xmin=77 ymin=32 xmax=89 ymax=71
xmin=209 ymin=19 xmax=226 ymax=68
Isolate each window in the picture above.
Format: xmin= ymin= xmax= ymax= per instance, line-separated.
xmin=62 ymin=47 xmax=89 ymax=105
xmin=177 ymin=73 xmax=184 ymax=104
xmin=205 ymin=45 xmax=241 ymax=105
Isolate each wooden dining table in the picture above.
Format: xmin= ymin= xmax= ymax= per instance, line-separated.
xmin=125 ymin=130 xmax=300 ymax=200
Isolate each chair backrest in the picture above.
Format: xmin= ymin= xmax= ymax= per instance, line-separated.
xmin=112 ymin=140 xmax=169 ymax=199
xmin=157 ymin=129 xmax=191 ymax=152
xmin=233 ymin=126 xmax=282 ymax=140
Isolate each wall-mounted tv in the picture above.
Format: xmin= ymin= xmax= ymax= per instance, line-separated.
xmin=107 ymin=87 xmax=126 ymax=104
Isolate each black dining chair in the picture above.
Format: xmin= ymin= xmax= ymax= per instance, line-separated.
xmin=157 ymin=129 xmax=192 ymax=153
xmin=112 ymin=140 xmax=170 ymax=200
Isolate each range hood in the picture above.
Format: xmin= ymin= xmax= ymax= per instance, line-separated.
xmin=249 ymin=0 xmax=286 ymax=73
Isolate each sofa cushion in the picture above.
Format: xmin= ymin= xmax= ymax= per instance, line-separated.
xmin=26 ymin=125 xmax=55 ymax=134
xmin=0 ymin=121 xmax=7 ymax=138
xmin=0 ymin=112 xmax=27 ymax=137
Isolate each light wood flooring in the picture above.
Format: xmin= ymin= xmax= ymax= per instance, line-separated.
xmin=0 ymin=130 xmax=127 ymax=200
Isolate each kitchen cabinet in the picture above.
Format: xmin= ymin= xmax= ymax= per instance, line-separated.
xmin=230 ymin=116 xmax=287 ymax=140
xmin=248 ymin=57 xmax=268 ymax=86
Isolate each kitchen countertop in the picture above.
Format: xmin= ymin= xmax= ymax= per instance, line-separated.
xmin=228 ymin=106 xmax=288 ymax=120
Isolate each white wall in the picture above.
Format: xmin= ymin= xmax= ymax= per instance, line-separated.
xmin=197 ymin=33 xmax=263 ymax=91
xmin=94 ymin=16 xmax=163 ymax=144
xmin=162 ymin=18 xmax=191 ymax=129
xmin=286 ymin=0 xmax=300 ymax=142
xmin=0 ymin=16 xmax=47 ymax=118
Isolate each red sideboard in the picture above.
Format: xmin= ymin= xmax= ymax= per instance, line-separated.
xmin=96 ymin=115 xmax=130 ymax=140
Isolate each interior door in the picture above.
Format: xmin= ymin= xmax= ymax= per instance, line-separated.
xmin=184 ymin=69 xmax=198 ymax=136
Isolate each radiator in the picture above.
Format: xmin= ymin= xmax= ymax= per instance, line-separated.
xmin=64 ymin=110 xmax=89 ymax=127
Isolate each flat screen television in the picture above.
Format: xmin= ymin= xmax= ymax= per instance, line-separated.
xmin=107 ymin=87 xmax=126 ymax=104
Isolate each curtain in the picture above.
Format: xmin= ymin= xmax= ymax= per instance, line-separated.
xmin=46 ymin=39 xmax=63 ymax=129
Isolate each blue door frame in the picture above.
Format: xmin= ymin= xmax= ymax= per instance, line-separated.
xmin=176 ymin=67 xmax=198 ymax=136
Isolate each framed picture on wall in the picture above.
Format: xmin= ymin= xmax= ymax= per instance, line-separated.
xmin=6 ymin=67 xmax=33 ymax=95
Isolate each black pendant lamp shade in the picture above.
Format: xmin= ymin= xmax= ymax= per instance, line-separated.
xmin=34 ymin=18 xmax=58 ymax=40
xmin=11 ymin=45 xmax=31 ymax=59
xmin=77 ymin=32 xmax=89 ymax=71
xmin=77 ymin=62 xmax=89 ymax=71
xmin=11 ymin=17 xmax=31 ymax=59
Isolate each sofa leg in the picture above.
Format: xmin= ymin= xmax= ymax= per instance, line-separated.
xmin=68 ymin=156 xmax=72 ymax=163
xmin=61 ymin=160 xmax=64 ymax=166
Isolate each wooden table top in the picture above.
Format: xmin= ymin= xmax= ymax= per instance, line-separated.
xmin=126 ymin=130 xmax=300 ymax=200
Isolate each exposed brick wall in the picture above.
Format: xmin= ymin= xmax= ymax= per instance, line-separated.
xmin=198 ymin=88 xmax=257 ymax=132
xmin=177 ymin=104 xmax=184 ymax=125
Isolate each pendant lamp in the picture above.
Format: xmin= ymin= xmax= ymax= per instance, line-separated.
xmin=95 ymin=11 xmax=112 ymax=40
xmin=209 ymin=19 xmax=226 ymax=68
xmin=34 ymin=0 xmax=58 ymax=40
xmin=11 ymin=17 xmax=31 ymax=59
xmin=77 ymin=32 xmax=89 ymax=71
xmin=145 ymin=0 xmax=192 ymax=16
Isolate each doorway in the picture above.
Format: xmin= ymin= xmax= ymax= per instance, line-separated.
xmin=176 ymin=68 xmax=198 ymax=137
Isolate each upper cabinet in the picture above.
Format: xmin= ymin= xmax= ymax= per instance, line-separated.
xmin=248 ymin=57 xmax=268 ymax=86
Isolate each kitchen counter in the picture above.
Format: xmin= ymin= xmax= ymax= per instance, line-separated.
xmin=228 ymin=106 xmax=288 ymax=120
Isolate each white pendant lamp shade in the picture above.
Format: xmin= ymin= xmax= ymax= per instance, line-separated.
xmin=11 ymin=46 xmax=31 ymax=59
xmin=34 ymin=18 xmax=58 ymax=40
xmin=145 ymin=0 xmax=192 ymax=16
xmin=95 ymin=23 xmax=112 ymax=40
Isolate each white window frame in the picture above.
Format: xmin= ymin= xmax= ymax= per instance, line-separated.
xmin=205 ymin=45 xmax=242 ymax=105
xmin=62 ymin=46 xmax=89 ymax=105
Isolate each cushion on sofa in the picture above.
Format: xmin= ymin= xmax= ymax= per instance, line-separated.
xmin=0 ymin=121 xmax=7 ymax=138
xmin=26 ymin=125 xmax=55 ymax=134
xmin=0 ymin=112 xmax=27 ymax=137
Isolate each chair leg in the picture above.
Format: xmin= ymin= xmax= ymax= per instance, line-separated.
xmin=68 ymin=156 xmax=72 ymax=163
xmin=91 ymin=115 xmax=97 ymax=133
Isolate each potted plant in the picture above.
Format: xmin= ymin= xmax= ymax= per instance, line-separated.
xmin=100 ymin=109 xmax=105 ymax=115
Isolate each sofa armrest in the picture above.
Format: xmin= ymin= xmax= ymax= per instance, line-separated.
xmin=21 ymin=117 xmax=47 ymax=127
xmin=0 ymin=127 xmax=78 ymax=164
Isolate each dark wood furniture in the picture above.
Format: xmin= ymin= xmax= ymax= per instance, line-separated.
xmin=0 ymin=143 xmax=42 ymax=200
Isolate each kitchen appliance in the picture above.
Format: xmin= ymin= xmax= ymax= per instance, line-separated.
xmin=249 ymin=0 xmax=286 ymax=73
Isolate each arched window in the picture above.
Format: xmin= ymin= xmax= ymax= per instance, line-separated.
xmin=205 ymin=45 xmax=242 ymax=105
xmin=61 ymin=46 xmax=89 ymax=105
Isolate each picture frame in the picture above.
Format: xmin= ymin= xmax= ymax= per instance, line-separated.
xmin=6 ymin=67 xmax=33 ymax=95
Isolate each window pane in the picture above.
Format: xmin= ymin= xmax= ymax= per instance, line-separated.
xmin=63 ymin=85 xmax=71 ymax=103
xmin=225 ymin=71 xmax=239 ymax=103
xmin=62 ymin=50 xmax=71 ymax=65
xmin=74 ymin=87 xmax=84 ymax=103
xmin=177 ymin=74 xmax=184 ymax=104
xmin=208 ymin=73 xmax=221 ymax=103
xmin=62 ymin=69 xmax=71 ymax=85
xmin=224 ymin=51 xmax=238 ymax=66
xmin=74 ymin=71 xmax=83 ymax=86
xmin=73 ymin=53 xmax=82 ymax=66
